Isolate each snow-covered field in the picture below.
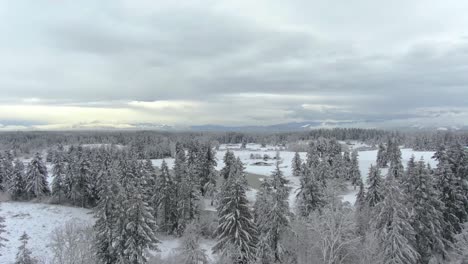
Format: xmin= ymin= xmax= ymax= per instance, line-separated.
xmin=0 ymin=142 xmax=438 ymax=263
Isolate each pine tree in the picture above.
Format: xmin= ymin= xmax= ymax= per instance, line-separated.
xmin=119 ymin=177 xmax=160 ymax=264
xmin=25 ymin=152 xmax=49 ymax=198
xmin=15 ymin=232 xmax=37 ymax=264
xmin=355 ymin=178 xmax=368 ymax=237
xmin=94 ymin=167 xmax=120 ymax=264
xmin=406 ymin=159 xmax=448 ymax=264
xmin=387 ymin=139 xmax=404 ymax=179
xmin=9 ymin=159 xmax=26 ymax=200
xmin=213 ymin=158 xmax=258 ymax=264
xmin=221 ymin=150 xmax=236 ymax=180
xmin=178 ymin=222 xmax=209 ymax=264
xmin=51 ymin=152 xmax=67 ymax=203
xmin=373 ymin=175 xmax=419 ymax=264
xmin=200 ymin=143 xmax=218 ymax=198
xmin=296 ymin=163 xmax=324 ymax=217
xmin=349 ymin=151 xmax=361 ymax=188
xmin=256 ymin=160 xmax=291 ymax=263
xmin=155 ymin=160 xmax=176 ymax=234
xmin=291 ymin=152 xmax=302 ymax=177
xmin=434 ymin=145 xmax=468 ymax=243
xmin=376 ymin=143 xmax=388 ymax=168
xmin=366 ymin=165 xmax=383 ymax=208
xmin=1 ymin=151 xmax=14 ymax=191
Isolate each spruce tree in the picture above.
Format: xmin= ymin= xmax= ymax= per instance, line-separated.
xmin=155 ymin=160 xmax=176 ymax=233
xmin=15 ymin=232 xmax=37 ymax=264
xmin=349 ymin=151 xmax=361 ymax=188
xmin=9 ymin=159 xmax=26 ymax=200
xmin=0 ymin=211 xmax=7 ymax=255
xmin=373 ymin=175 xmax=419 ymax=264
xmin=51 ymin=152 xmax=67 ymax=203
xmin=366 ymin=165 xmax=383 ymax=208
xmin=119 ymin=176 xmax=160 ymax=264
xmin=178 ymin=222 xmax=209 ymax=264
xmin=257 ymin=160 xmax=291 ymax=263
xmin=355 ymin=178 xmax=368 ymax=237
xmin=291 ymin=152 xmax=302 ymax=177
xmin=213 ymin=158 xmax=258 ymax=263
xmin=296 ymin=163 xmax=324 ymax=216
xmin=376 ymin=143 xmax=388 ymax=168
xmin=25 ymin=152 xmax=49 ymax=198
xmin=407 ymin=159 xmax=448 ymax=264
xmin=221 ymin=150 xmax=236 ymax=180
xmin=94 ymin=167 xmax=120 ymax=264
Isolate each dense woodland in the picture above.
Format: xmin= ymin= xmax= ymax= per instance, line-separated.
xmin=0 ymin=130 xmax=468 ymax=263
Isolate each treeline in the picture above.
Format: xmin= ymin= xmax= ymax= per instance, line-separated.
xmin=2 ymin=128 xmax=466 ymax=157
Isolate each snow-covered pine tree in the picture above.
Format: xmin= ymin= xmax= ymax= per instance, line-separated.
xmin=354 ymin=178 xmax=368 ymax=237
xmin=349 ymin=151 xmax=361 ymax=188
xmin=220 ymin=150 xmax=236 ymax=180
xmin=376 ymin=143 xmax=388 ymax=168
xmin=365 ymin=165 xmax=383 ymax=208
xmin=94 ymin=166 xmax=121 ymax=264
xmin=406 ymin=158 xmax=449 ymax=264
xmin=387 ymin=139 xmax=404 ymax=179
xmin=0 ymin=151 xmax=14 ymax=191
xmin=25 ymin=152 xmax=49 ymax=198
xmin=291 ymin=152 xmax=302 ymax=177
xmin=9 ymin=159 xmax=26 ymax=200
xmin=119 ymin=176 xmax=160 ymax=264
xmin=256 ymin=159 xmax=291 ymax=263
xmin=177 ymin=222 xmax=209 ymax=264
xmin=200 ymin=142 xmax=218 ymax=198
xmin=15 ymin=232 xmax=37 ymax=264
xmin=296 ymin=163 xmax=324 ymax=217
xmin=433 ymin=145 xmax=468 ymax=243
xmin=155 ymin=160 xmax=177 ymax=234
xmin=51 ymin=152 xmax=67 ymax=203
xmin=373 ymin=175 xmax=419 ymax=264
xmin=213 ymin=157 xmax=258 ymax=264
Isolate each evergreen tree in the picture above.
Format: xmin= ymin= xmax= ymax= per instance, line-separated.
xmin=376 ymin=143 xmax=388 ymax=168
xmin=15 ymin=232 xmax=37 ymax=264
xmin=213 ymin=158 xmax=258 ymax=264
xmin=155 ymin=160 xmax=176 ymax=233
xmin=9 ymin=159 xmax=26 ymax=200
xmin=366 ymin=165 xmax=383 ymax=208
xmin=406 ymin=159 xmax=449 ymax=264
xmin=349 ymin=151 xmax=361 ymax=188
xmin=221 ymin=150 xmax=236 ymax=180
xmin=51 ymin=152 xmax=67 ymax=203
xmin=25 ymin=153 xmax=49 ymax=198
xmin=119 ymin=177 xmax=160 ymax=264
xmin=0 ymin=151 xmax=14 ymax=191
xmin=256 ymin=160 xmax=291 ymax=263
xmin=291 ymin=152 xmax=302 ymax=177
xmin=94 ymin=167 xmax=121 ymax=264
xmin=373 ymin=175 xmax=419 ymax=264
xmin=177 ymin=222 xmax=209 ymax=264
xmin=200 ymin=143 xmax=218 ymax=198
xmin=355 ymin=178 xmax=368 ymax=237
xmin=296 ymin=163 xmax=324 ymax=217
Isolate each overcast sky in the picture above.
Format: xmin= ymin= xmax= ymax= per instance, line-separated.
xmin=1 ymin=0 xmax=468 ymax=130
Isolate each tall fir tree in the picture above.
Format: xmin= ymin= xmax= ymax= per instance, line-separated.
xmin=118 ymin=176 xmax=160 ymax=264
xmin=213 ymin=158 xmax=258 ymax=264
xmin=94 ymin=166 xmax=121 ymax=264
xmin=406 ymin=159 xmax=449 ymax=264
xmin=221 ymin=150 xmax=236 ymax=180
xmin=366 ymin=165 xmax=383 ymax=208
xmin=296 ymin=163 xmax=324 ymax=217
xmin=51 ymin=152 xmax=67 ymax=203
xmin=256 ymin=160 xmax=291 ymax=263
xmin=376 ymin=143 xmax=388 ymax=168
xmin=291 ymin=152 xmax=302 ymax=177
xmin=349 ymin=151 xmax=361 ymax=188
xmin=25 ymin=153 xmax=49 ymax=198
xmin=9 ymin=159 xmax=26 ymax=200
xmin=373 ymin=175 xmax=419 ymax=264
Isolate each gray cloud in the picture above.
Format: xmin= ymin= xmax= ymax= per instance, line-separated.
xmin=0 ymin=0 xmax=468 ymax=128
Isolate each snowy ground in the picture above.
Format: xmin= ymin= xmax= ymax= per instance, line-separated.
xmin=0 ymin=142 xmax=438 ymax=263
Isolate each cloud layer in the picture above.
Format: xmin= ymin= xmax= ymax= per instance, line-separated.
xmin=1 ymin=0 xmax=468 ymax=129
